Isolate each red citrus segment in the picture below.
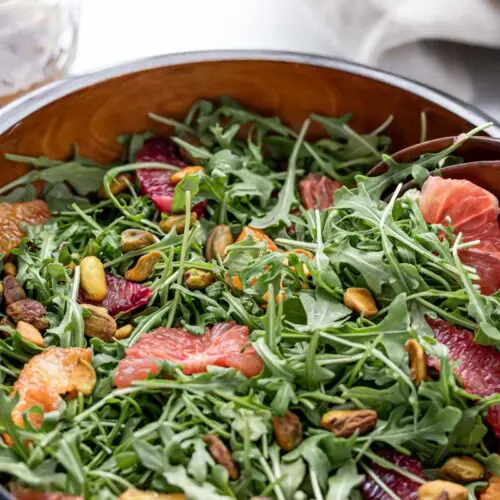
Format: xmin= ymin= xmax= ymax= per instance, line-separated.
xmin=0 ymin=200 xmax=51 ymax=254
xmin=11 ymin=348 xmax=95 ymax=429
xmin=78 ymin=273 xmax=152 ymax=316
xmin=458 ymin=246 xmax=500 ymax=296
xmin=114 ymin=322 xmax=263 ymax=388
xmin=419 ymin=177 xmax=500 ymax=242
xmin=136 ymin=137 xmax=206 ymax=215
xmin=427 ymin=318 xmax=500 ymax=437
xmin=299 ymin=173 xmax=342 ymax=210
xmin=419 ymin=177 xmax=500 ymax=294
xmin=360 ymin=449 xmax=426 ymax=500
xmin=136 ymin=137 xmax=186 ymax=168
xmin=11 ymin=487 xmax=82 ymax=500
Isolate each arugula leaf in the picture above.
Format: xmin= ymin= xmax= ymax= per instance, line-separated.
xmin=330 ymin=240 xmax=393 ymax=294
xmin=326 ymin=460 xmax=364 ymax=500
xmin=295 ymin=289 xmax=351 ymax=331
xmin=250 ymin=119 xmax=310 ymax=228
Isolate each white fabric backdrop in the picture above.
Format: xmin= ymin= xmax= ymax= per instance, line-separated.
xmin=302 ymin=0 xmax=500 ymax=103
xmin=73 ymin=0 xmax=500 ymax=119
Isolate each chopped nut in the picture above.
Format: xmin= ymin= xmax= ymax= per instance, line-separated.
xmin=120 ymin=229 xmax=156 ymax=253
xmin=437 ymin=456 xmax=485 ymax=483
xmin=405 ymin=339 xmax=427 ymax=386
xmin=481 ymin=476 xmax=500 ymax=500
xmin=320 ymin=409 xmax=377 ymax=437
xmin=344 ymin=287 xmax=378 ymax=318
xmin=205 ymin=225 xmax=234 ymax=261
xmin=3 ymin=262 xmax=17 ymax=276
xmin=203 ymin=435 xmax=239 ymax=480
xmin=3 ymin=275 xmax=27 ymax=307
xmin=119 ymin=488 xmax=186 ymax=500
xmin=125 ymin=251 xmax=162 ymax=282
xmin=272 ymin=410 xmax=303 ymax=451
xmin=159 ymin=212 xmax=197 ymax=234
xmin=98 ymin=174 xmax=132 ymax=199
xmin=80 ymin=256 xmax=108 ymax=301
xmin=115 ymin=324 xmax=134 ymax=340
xmin=282 ymin=249 xmax=314 ymax=277
xmin=16 ymin=321 xmax=45 ymax=347
xmin=81 ymin=304 xmax=117 ymax=342
xmin=7 ymin=299 xmax=49 ymax=331
xmin=184 ymin=269 xmax=215 ymax=290
xmin=417 ymin=480 xmax=468 ymax=500
xmin=170 ymin=166 xmax=204 ymax=185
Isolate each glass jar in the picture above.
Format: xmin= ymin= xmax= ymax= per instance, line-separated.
xmin=0 ymin=0 xmax=80 ymax=105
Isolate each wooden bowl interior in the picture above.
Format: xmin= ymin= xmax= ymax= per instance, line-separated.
xmin=0 ymin=59 xmax=485 ymax=188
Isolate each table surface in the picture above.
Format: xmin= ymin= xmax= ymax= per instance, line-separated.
xmin=73 ymin=0 xmax=500 ymax=121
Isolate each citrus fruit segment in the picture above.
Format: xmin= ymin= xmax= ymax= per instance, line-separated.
xmin=10 ymin=488 xmax=82 ymax=500
xmin=419 ymin=177 xmax=500 ymax=294
xmin=136 ymin=137 xmax=206 ymax=216
xmin=78 ymin=273 xmax=152 ymax=316
xmin=419 ymin=176 xmax=500 ymax=241
xmin=299 ymin=173 xmax=342 ymax=210
xmin=458 ymin=246 xmax=500 ymax=296
xmin=236 ymin=226 xmax=278 ymax=252
xmin=11 ymin=348 xmax=95 ymax=429
xmin=0 ymin=200 xmax=50 ymax=254
xmin=114 ymin=322 xmax=264 ymax=388
xmin=360 ymin=449 xmax=426 ymax=499
xmin=427 ymin=318 xmax=500 ymax=437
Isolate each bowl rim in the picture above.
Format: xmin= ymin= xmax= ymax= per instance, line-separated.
xmin=0 ymin=49 xmax=499 ymax=137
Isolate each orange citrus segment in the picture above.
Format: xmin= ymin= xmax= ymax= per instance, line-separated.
xmin=0 ymin=200 xmax=51 ymax=254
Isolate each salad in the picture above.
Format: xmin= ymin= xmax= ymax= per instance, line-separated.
xmin=0 ymin=98 xmax=499 ymax=500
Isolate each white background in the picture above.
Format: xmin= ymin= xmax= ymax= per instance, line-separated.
xmin=73 ymin=0 xmax=500 ymax=120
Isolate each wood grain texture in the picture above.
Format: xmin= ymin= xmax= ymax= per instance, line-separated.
xmin=0 ymin=59 xmax=490 ymax=187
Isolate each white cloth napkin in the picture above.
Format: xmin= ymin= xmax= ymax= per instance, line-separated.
xmin=301 ymin=0 xmax=500 ymax=102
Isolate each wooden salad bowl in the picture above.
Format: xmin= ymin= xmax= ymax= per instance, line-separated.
xmin=0 ymin=51 xmax=500 ymax=191
xmin=1 ymin=51 xmax=500 ymax=500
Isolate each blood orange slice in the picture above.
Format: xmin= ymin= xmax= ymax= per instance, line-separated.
xmin=114 ymin=322 xmax=264 ymax=388
xmin=360 ymin=449 xmax=426 ymax=500
xmin=427 ymin=318 xmax=500 ymax=437
xmin=136 ymin=137 xmax=206 ymax=216
xmin=78 ymin=273 xmax=152 ymax=316
xmin=299 ymin=173 xmax=342 ymax=210
xmin=0 ymin=200 xmax=50 ymax=254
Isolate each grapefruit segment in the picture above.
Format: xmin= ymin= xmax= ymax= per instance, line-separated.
xmin=419 ymin=177 xmax=500 ymax=241
xmin=427 ymin=318 xmax=500 ymax=437
xmin=419 ymin=177 xmax=500 ymax=294
xmin=0 ymin=200 xmax=50 ymax=254
xmin=114 ymin=322 xmax=263 ymax=388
